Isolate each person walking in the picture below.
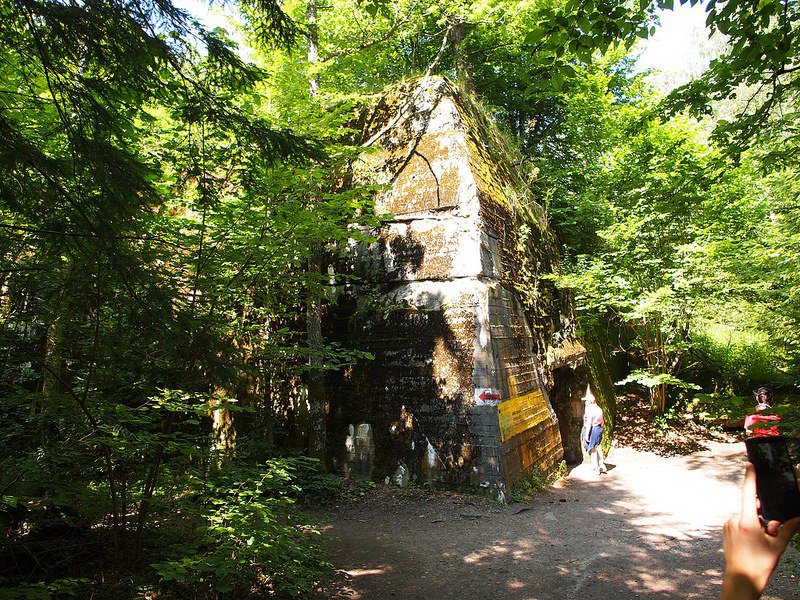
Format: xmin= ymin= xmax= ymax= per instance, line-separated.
xmin=582 ymin=385 xmax=607 ymax=476
xmin=744 ymin=387 xmax=781 ymax=438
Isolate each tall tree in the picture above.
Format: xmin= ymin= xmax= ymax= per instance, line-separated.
xmin=0 ymin=0 xmax=325 ymax=580
xmin=304 ymin=0 xmax=327 ymax=462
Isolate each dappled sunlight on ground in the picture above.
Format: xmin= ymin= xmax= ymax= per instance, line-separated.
xmin=319 ymin=441 xmax=799 ymax=599
xmin=614 ymin=393 xmax=739 ymax=457
xmin=346 ymin=568 xmax=390 ymax=577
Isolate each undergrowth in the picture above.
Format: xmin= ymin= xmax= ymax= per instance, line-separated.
xmin=510 ymin=461 xmax=567 ymax=502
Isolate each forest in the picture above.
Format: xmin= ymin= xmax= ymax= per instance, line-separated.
xmin=1 ymin=0 xmax=799 ymax=597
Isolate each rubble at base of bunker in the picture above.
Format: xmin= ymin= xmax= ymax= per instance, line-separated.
xmin=326 ymin=76 xmax=589 ymax=495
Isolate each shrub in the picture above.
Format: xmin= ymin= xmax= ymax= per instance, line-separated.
xmin=152 ymin=457 xmax=329 ymax=598
xmin=691 ymin=323 xmax=790 ymax=393
xmin=510 ymin=461 xmax=567 ymax=502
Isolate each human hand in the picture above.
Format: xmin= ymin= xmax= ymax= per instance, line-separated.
xmin=721 ymin=463 xmax=800 ymax=600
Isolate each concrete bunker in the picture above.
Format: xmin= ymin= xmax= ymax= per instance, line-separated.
xmin=327 ymin=77 xmax=590 ymax=495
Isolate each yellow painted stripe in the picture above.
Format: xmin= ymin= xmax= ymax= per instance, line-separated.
xmin=497 ymin=390 xmax=550 ymax=443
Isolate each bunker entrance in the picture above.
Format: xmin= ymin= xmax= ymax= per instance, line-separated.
xmin=549 ymin=364 xmax=590 ymax=464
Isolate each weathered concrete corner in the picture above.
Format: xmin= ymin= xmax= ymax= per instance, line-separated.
xmin=329 ymin=76 xmax=587 ymax=494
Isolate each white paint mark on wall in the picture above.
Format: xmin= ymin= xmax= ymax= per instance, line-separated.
xmin=427 ymin=440 xmax=437 ymax=469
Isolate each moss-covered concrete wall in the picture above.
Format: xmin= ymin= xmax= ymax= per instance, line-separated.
xmin=328 ymin=76 xmax=586 ymax=493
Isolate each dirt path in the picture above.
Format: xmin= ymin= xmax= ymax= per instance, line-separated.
xmin=319 ymin=442 xmax=800 ymax=599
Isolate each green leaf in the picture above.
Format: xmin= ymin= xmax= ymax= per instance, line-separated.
xmin=524 ymin=28 xmax=547 ymax=45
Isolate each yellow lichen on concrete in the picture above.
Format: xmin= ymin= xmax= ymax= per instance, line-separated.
xmin=378 ymin=221 xmax=476 ymax=280
xmin=375 ymin=133 xmax=467 ymax=215
xmin=497 ymin=390 xmax=551 ymax=444
xmin=432 ymin=337 xmax=462 ymax=398
xmin=547 ymin=338 xmax=587 ymax=368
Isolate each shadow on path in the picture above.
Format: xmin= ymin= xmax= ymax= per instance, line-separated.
xmin=320 ymin=442 xmax=800 ymax=599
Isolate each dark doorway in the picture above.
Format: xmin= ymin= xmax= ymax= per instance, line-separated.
xmin=549 ymin=364 xmax=590 ymax=464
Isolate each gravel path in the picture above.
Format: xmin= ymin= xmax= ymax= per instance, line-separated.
xmin=319 ymin=442 xmax=800 ymax=599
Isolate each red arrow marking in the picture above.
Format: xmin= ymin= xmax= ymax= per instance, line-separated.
xmin=479 ymin=390 xmax=500 ymax=402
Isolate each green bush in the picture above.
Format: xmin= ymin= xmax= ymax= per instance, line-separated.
xmin=152 ymin=456 xmax=329 ymax=598
xmin=0 ymin=578 xmax=90 ymax=600
xmin=691 ymin=323 xmax=791 ymax=393
xmin=0 ymin=404 xmax=332 ymax=600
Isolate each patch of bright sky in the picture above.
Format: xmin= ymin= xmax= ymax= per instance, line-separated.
xmin=172 ymin=0 xmax=250 ymax=57
xmin=173 ymin=0 xmax=232 ymax=30
xmin=633 ymin=1 xmax=725 ymax=94
xmin=172 ymin=0 xmax=722 ymax=93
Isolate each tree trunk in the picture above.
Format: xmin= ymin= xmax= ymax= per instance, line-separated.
xmin=305 ymin=0 xmax=326 ymax=464
xmin=651 ymin=384 xmax=667 ymax=415
xmin=448 ymin=19 xmax=475 ymax=93
xmin=210 ymin=393 xmax=236 ymax=462
xmin=307 ymin=0 xmax=319 ymax=99
xmin=306 ymin=245 xmax=326 ymax=462
xmin=583 ymin=325 xmax=617 ymax=434
xmin=260 ymin=357 xmax=275 ymax=445
xmin=40 ymin=311 xmax=67 ymax=446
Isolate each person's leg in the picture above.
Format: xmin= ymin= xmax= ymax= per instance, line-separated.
xmin=596 ymin=444 xmax=607 ymax=473
xmin=589 ymin=446 xmax=600 ymax=474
